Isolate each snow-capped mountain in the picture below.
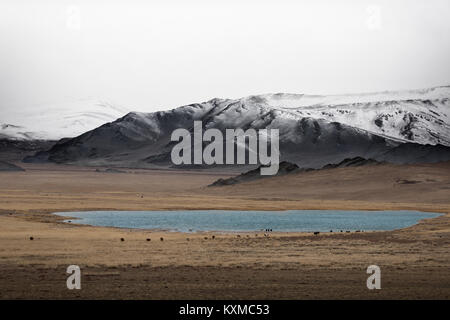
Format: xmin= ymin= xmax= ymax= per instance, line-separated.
xmin=258 ymin=85 xmax=450 ymax=146
xmin=0 ymin=100 xmax=129 ymax=140
xmin=25 ymin=86 xmax=450 ymax=169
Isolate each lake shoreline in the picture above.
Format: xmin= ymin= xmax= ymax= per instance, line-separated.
xmin=53 ymin=209 xmax=443 ymax=234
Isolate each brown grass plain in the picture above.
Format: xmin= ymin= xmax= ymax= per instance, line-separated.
xmin=0 ymin=162 xmax=449 ymax=299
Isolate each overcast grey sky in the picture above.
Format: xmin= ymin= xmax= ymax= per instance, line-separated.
xmin=1 ymin=0 xmax=449 ymax=113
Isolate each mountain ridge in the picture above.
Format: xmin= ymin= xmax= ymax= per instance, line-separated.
xmin=22 ymin=86 xmax=450 ymax=170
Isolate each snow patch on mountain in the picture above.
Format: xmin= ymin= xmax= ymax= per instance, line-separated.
xmin=259 ymin=85 xmax=450 ymax=108
xmin=0 ymin=100 xmax=129 ymax=140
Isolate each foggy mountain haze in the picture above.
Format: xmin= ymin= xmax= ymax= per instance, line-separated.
xmin=1 ymin=0 xmax=449 ymax=115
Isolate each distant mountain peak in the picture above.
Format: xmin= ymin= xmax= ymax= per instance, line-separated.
xmin=1 ymin=99 xmax=129 ymax=141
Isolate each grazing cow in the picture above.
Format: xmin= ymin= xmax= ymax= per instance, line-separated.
xmin=29 ymin=236 xmax=34 ymax=240
xmin=314 ymin=232 xmax=320 ymax=235
xmin=120 ymin=238 xmax=125 ymax=241
xmin=160 ymin=237 xmax=164 ymax=241
xmin=146 ymin=238 xmax=151 ymax=241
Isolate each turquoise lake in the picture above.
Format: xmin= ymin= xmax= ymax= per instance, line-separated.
xmin=55 ymin=210 xmax=441 ymax=232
